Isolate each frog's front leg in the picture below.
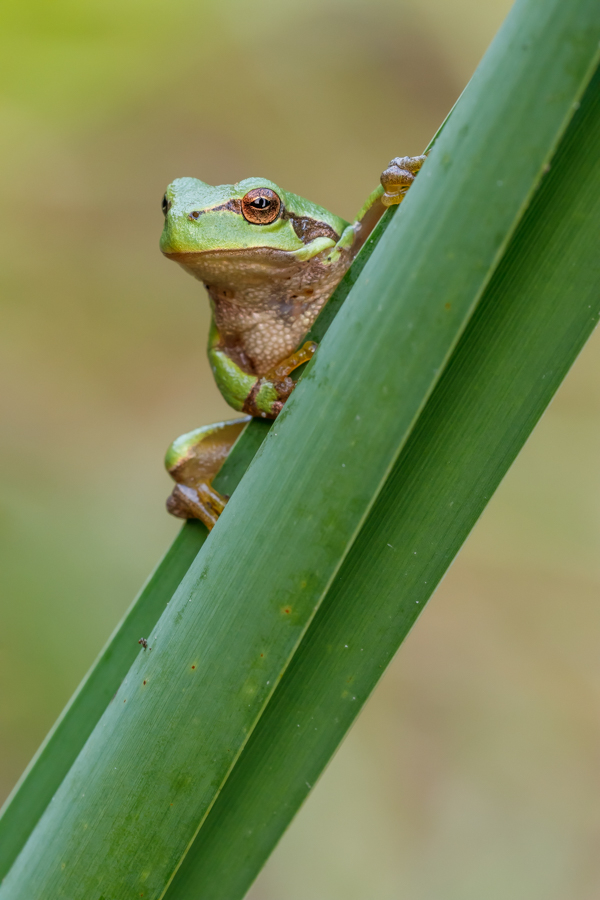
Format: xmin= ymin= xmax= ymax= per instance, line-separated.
xmin=208 ymin=320 xmax=317 ymax=420
xmin=165 ymin=418 xmax=249 ymax=529
xmin=243 ymin=341 xmax=318 ymax=417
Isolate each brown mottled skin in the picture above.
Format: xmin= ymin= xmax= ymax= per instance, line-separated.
xmin=171 ymin=244 xmax=353 ymax=375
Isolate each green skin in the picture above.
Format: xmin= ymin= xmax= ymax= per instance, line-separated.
xmin=160 ymin=157 xmax=425 ymax=525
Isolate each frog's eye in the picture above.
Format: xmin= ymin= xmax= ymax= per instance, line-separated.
xmin=241 ymin=188 xmax=281 ymax=225
xmin=162 ymin=193 xmax=171 ymax=217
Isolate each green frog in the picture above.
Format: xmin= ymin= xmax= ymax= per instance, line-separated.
xmin=161 ymin=155 xmax=425 ymax=528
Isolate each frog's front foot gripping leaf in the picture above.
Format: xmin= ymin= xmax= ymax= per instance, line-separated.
xmin=380 ymin=155 xmax=427 ymax=207
xmin=165 ymin=419 xmax=249 ymax=530
xmin=242 ymin=341 xmax=318 ymax=418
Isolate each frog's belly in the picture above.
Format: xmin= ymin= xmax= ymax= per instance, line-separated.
xmin=207 ymin=256 xmax=350 ymax=374
xmin=216 ymin=301 xmax=322 ymax=374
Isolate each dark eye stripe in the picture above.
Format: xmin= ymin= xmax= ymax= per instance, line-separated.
xmin=282 ymin=210 xmax=340 ymax=244
xmin=188 ymin=199 xmax=243 ymax=220
xmin=186 ymin=199 xmax=339 ymax=244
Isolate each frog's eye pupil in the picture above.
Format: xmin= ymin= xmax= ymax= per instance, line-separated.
xmin=242 ymin=188 xmax=281 ymax=224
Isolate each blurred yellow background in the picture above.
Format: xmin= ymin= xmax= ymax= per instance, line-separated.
xmin=2 ymin=1 xmax=600 ymax=897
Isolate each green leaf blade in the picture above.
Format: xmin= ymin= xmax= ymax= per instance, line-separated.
xmin=167 ymin=63 xmax=600 ymax=900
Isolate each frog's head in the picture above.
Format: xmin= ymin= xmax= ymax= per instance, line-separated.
xmin=160 ymin=176 xmax=350 ymax=287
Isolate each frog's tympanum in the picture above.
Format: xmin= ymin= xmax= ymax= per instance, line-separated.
xmin=161 ymin=155 xmax=426 ymax=528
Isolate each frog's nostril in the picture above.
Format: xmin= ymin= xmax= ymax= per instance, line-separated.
xmin=162 ymin=194 xmax=171 ymax=217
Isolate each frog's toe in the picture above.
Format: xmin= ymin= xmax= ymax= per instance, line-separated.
xmin=166 ymin=484 xmax=198 ymax=520
xmin=266 ymin=341 xmax=318 ymax=381
xmin=380 ymin=155 xmax=427 ymax=207
xmin=392 ymin=155 xmax=427 ymax=174
xmin=166 ymin=481 xmax=227 ymax=530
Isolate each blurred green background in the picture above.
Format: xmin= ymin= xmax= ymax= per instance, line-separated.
xmin=2 ymin=1 xmax=600 ymax=897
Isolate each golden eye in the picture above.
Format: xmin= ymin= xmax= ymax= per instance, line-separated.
xmin=241 ymin=188 xmax=281 ymax=225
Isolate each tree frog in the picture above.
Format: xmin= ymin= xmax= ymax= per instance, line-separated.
xmin=160 ymin=155 xmax=425 ymax=528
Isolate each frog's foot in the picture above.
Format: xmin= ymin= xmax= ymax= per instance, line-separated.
xmin=167 ymin=482 xmax=227 ymax=530
xmin=380 ymin=155 xmax=427 ymax=207
xmin=164 ymin=417 xmax=249 ymax=529
xmin=243 ymin=341 xmax=318 ymax=419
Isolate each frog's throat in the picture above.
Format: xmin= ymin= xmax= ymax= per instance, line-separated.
xmin=163 ymin=245 xmax=352 ymax=300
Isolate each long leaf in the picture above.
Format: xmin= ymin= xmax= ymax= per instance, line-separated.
xmin=166 ymin=61 xmax=600 ymax=900
xmin=1 ymin=0 xmax=598 ymax=895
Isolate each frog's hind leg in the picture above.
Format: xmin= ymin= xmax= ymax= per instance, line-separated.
xmin=165 ymin=417 xmax=250 ymax=530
